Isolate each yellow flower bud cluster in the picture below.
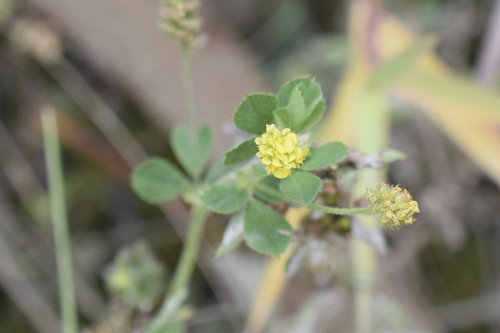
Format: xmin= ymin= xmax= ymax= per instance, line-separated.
xmin=255 ymin=124 xmax=309 ymax=179
xmin=366 ymin=183 xmax=419 ymax=229
xmin=158 ymin=0 xmax=204 ymax=50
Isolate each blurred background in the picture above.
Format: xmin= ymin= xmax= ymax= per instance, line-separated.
xmin=1 ymin=0 xmax=500 ymax=332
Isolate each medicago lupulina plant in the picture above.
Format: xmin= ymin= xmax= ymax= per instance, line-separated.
xmin=127 ymin=0 xmax=419 ymax=331
xmin=130 ymin=76 xmax=420 ymax=329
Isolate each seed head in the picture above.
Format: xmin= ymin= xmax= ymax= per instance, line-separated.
xmin=255 ymin=124 xmax=309 ymax=179
xmin=158 ymin=0 xmax=205 ymax=50
xmin=366 ymin=183 xmax=419 ymax=229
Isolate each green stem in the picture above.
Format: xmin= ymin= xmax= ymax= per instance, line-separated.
xmin=181 ymin=45 xmax=199 ymax=175
xmin=254 ymin=183 xmax=372 ymax=216
xmin=146 ymin=41 xmax=204 ymax=333
xmin=308 ymin=204 xmax=372 ymax=215
xmin=147 ymin=205 xmax=208 ymax=331
xmin=41 ymin=107 xmax=78 ymax=333
xmin=181 ymin=45 xmax=196 ymax=134
xmin=169 ymin=205 xmax=207 ymax=293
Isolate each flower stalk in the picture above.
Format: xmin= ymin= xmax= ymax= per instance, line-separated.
xmin=147 ymin=3 xmax=207 ymax=329
xmin=180 ymin=45 xmax=198 ymax=180
xmin=308 ymin=204 xmax=372 ymax=215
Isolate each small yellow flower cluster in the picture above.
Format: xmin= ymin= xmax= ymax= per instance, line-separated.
xmin=255 ymin=124 xmax=309 ymax=179
xmin=158 ymin=0 xmax=204 ymax=50
xmin=366 ymin=183 xmax=419 ymax=229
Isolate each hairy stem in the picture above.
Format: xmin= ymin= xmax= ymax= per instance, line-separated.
xmin=41 ymin=107 xmax=78 ymax=333
xmin=308 ymin=204 xmax=372 ymax=215
xmin=254 ymin=183 xmax=372 ymax=216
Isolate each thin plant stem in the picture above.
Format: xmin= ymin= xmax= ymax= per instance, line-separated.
xmin=254 ymin=183 xmax=372 ymax=216
xmin=308 ymin=204 xmax=372 ymax=215
xmin=147 ymin=40 xmax=206 ymax=333
xmin=147 ymin=204 xmax=208 ymax=331
xmin=180 ymin=45 xmax=200 ymax=178
xmin=169 ymin=204 xmax=207 ymax=293
xmin=41 ymin=106 xmax=78 ymax=333
xmin=181 ymin=46 xmax=196 ymax=133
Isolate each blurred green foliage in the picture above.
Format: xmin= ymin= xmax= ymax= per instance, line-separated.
xmin=106 ymin=241 xmax=166 ymax=310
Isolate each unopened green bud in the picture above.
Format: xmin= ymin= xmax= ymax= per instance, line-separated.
xmin=366 ymin=183 xmax=419 ymax=229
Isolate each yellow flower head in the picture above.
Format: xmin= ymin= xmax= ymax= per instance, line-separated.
xmin=366 ymin=183 xmax=420 ymax=229
xmin=255 ymin=124 xmax=309 ymax=179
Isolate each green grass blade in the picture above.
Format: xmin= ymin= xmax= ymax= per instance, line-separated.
xmin=41 ymin=106 xmax=78 ymax=333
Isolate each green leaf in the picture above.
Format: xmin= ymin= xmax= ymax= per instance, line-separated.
xmin=273 ymin=107 xmax=292 ymax=130
xmin=170 ymin=124 xmax=213 ymax=178
xmin=251 ymin=162 xmax=267 ymax=177
xmin=301 ymin=141 xmax=348 ymax=171
xmin=131 ymin=157 xmax=189 ymax=204
xmin=197 ymin=124 xmax=213 ymax=170
xmin=277 ymin=77 xmax=325 ymax=131
xmin=280 ymin=170 xmax=322 ymax=205
xmin=244 ymin=200 xmax=292 ymax=257
xmin=295 ymin=99 xmax=326 ymax=132
xmin=234 ymin=93 xmax=277 ymax=135
xmin=215 ymin=211 xmax=244 ymax=257
xmin=286 ymin=85 xmax=307 ymax=130
xmin=254 ymin=176 xmax=285 ymax=203
xmin=204 ymin=157 xmax=234 ymax=184
xmin=201 ymin=185 xmax=248 ymax=214
xmin=223 ymin=138 xmax=258 ymax=165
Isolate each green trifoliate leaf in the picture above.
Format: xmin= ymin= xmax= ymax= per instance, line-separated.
xmin=244 ymin=200 xmax=292 ymax=257
xmin=301 ymin=141 xmax=348 ymax=171
xmin=201 ymin=185 xmax=248 ymax=214
xmin=277 ymin=76 xmax=325 ymax=132
xmin=273 ymin=107 xmax=292 ymax=130
xmin=170 ymin=124 xmax=213 ymax=179
xmin=234 ymin=93 xmax=277 ymax=135
xmin=280 ymin=170 xmax=322 ymax=205
xmin=254 ymin=176 xmax=285 ymax=203
xmin=223 ymin=138 xmax=258 ymax=166
xmin=131 ymin=157 xmax=189 ymax=204
xmin=215 ymin=211 xmax=244 ymax=257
